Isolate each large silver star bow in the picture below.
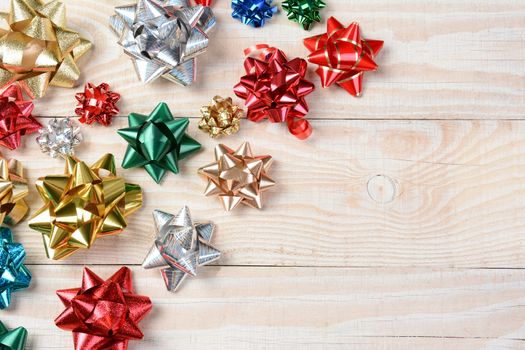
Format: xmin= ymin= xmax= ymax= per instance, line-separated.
xmin=142 ymin=206 xmax=221 ymax=291
xmin=110 ymin=0 xmax=216 ymax=86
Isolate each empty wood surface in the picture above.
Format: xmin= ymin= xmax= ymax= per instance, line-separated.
xmin=1 ymin=0 xmax=524 ymax=349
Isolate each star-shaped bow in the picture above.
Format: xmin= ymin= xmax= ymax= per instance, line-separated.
xmin=198 ymin=142 xmax=275 ymax=211
xmin=304 ymin=17 xmax=383 ymax=97
xmin=0 ymin=227 xmax=31 ymax=310
xmin=55 ymin=267 xmax=152 ymax=350
xmin=0 ymin=84 xmax=41 ymax=150
xmin=110 ymin=0 xmax=216 ymax=86
xmin=0 ymin=0 xmax=92 ymax=99
xmin=0 ymin=157 xmax=29 ymax=227
xmin=142 ymin=206 xmax=220 ymax=291
xmin=118 ymin=102 xmax=201 ymax=184
xmin=0 ymin=321 xmax=27 ymax=350
xmin=28 ymin=154 xmax=143 ymax=260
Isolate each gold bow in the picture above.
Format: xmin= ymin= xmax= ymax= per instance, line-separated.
xmin=29 ymin=154 xmax=143 ymax=260
xmin=0 ymin=0 xmax=92 ymax=99
xmin=0 ymin=157 xmax=28 ymax=226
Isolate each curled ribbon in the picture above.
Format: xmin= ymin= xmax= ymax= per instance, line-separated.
xmin=234 ymin=44 xmax=315 ymax=140
xmin=28 ymin=154 xmax=143 ymax=260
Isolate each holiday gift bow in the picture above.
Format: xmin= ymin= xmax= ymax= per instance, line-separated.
xmin=198 ymin=142 xmax=275 ymax=211
xmin=55 ymin=267 xmax=152 ymax=350
xmin=0 ymin=227 xmax=31 ymax=309
xmin=234 ymin=45 xmax=315 ymax=140
xmin=0 ymin=157 xmax=29 ymax=227
xmin=282 ymin=0 xmax=325 ymax=30
xmin=75 ymin=83 xmax=121 ymax=126
xmin=28 ymin=154 xmax=143 ymax=260
xmin=118 ymin=102 xmax=201 ymax=184
xmin=0 ymin=0 xmax=92 ymax=99
xmin=304 ymin=17 xmax=383 ymax=97
xmin=110 ymin=0 xmax=216 ymax=86
xmin=0 ymin=84 xmax=41 ymax=150
xmin=0 ymin=321 xmax=27 ymax=350
xmin=231 ymin=0 xmax=277 ymax=28
xmin=142 ymin=206 xmax=221 ymax=292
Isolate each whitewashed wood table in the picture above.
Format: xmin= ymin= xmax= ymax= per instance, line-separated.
xmin=2 ymin=0 xmax=525 ymax=349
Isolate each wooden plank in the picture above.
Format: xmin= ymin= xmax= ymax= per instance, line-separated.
xmin=3 ymin=266 xmax=525 ymax=349
xmin=3 ymin=119 xmax=525 ymax=267
xmin=2 ymin=0 xmax=523 ymax=119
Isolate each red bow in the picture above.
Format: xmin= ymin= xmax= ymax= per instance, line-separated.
xmin=195 ymin=0 xmax=212 ymax=6
xmin=55 ymin=267 xmax=152 ymax=350
xmin=75 ymin=83 xmax=121 ymax=126
xmin=0 ymin=84 xmax=40 ymax=150
xmin=304 ymin=17 xmax=383 ymax=97
xmin=234 ymin=45 xmax=315 ymax=140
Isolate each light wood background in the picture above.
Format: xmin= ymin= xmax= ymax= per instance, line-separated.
xmin=1 ymin=0 xmax=525 ymax=349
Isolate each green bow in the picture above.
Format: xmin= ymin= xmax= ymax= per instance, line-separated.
xmin=117 ymin=102 xmax=201 ymax=184
xmin=282 ymin=0 xmax=326 ymax=30
xmin=0 ymin=321 xmax=27 ymax=350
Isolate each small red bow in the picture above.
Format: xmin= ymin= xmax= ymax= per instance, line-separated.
xmin=0 ymin=84 xmax=40 ymax=150
xmin=55 ymin=267 xmax=152 ymax=350
xmin=75 ymin=83 xmax=121 ymax=126
xmin=234 ymin=45 xmax=315 ymax=140
xmin=304 ymin=17 xmax=383 ymax=97
xmin=195 ymin=0 xmax=212 ymax=6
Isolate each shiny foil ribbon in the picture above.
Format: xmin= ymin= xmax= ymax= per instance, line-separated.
xmin=0 ymin=321 xmax=27 ymax=350
xmin=195 ymin=0 xmax=212 ymax=5
xmin=0 ymin=227 xmax=31 ymax=310
xmin=304 ymin=17 xmax=383 ymax=97
xmin=0 ymin=157 xmax=29 ymax=227
xmin=142 ymin=206 xmax=220 ymax=292
xmin=36 ymin=117 xmax=82 ymax=158
xmin=198 ymin=95 xmax=242 ymax=138
xmin=234 ymin=45 xmax=315 ymax=140
xmin=55 ymin=267 xmax=152 ymax=350
xmin=28 ymin=154 xmax=143 ymax=260
xmin=198 ymin=142 xmax=275 ymax=211
xmin=75 ymin=83 xmax=121 ymax=126
xmin=0 ymin=84 xmax=41 ymax=150
xmin=0 ymin=0 xmax=93 ymax=99
xmin=118 ymin=102 xmax=201 ymax=184
xmin=110 ymin=0 xmax=216 ymax=86
xmin=282 ymin=0 xmax=325 ymax=30
xmin=231 ymin=0 xmax=277 ymax=28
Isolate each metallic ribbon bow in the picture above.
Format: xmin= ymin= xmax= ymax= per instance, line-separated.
xmin=0 ymin=0 xmax=92 ymax=99
xmin=304 ymin=17 xmax=383 ymax=97
xmin=282 ymin=0 xmax=325 ymax=30
xmin=110 ymin=0 xmax=216 ymax=86
xmin=55 ymin=267 xmax=152 ymax=350
xmin=75 ymin=83 xmax=121 ymax=126
xmin=142 ymin=206 xmax=220 ymax=292
xmin=118 ymin=102 xmax=201 ymax=184
xmin=28 ymin=154 xmax=143 ymax=260
xmin=195 ymin=0 xmax=212 ymax=5
xmin=198 ymin=142 xmax=275 ymax=211
xmin=0 ymin=227 xmax=31 ymax=310
xmin=231 ymin=0 xmax=277 ymax=28
xmin=0 ymin=321 xmax=27 ymax=350
xmin=0 ymin=157 xmax=29 ymax=227
xmin=234 ymin=45 xmax=315 ymax=140
xmin=0 ymin=84 xmax=41 ymax=150
xmin=198 ymin=95 xmax=242 ymax=138
xmin=36 ymin=117 xmax=82 ymax=158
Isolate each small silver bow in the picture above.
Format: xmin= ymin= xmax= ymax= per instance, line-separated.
xmin=110 ymin=0 xmax=216 ymax=86
xmin=142 ymin=206 xmax=221 ymax=291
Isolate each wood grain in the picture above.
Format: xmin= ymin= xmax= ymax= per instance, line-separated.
xmin=2 ymin=118 xmax=524 ymax=268
xmin=2 ymin=0 xmax=524 ymax=119
xmin=4 ymin=266 xmax=525 ymax=349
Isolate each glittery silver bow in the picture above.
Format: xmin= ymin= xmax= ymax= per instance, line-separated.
xmin=142 ymin=206 xmax=221 ymax=291
xmin=36 ymin=118 xmax=82 ymax=159
xmin=110 ymin=0 xmax=216 ymax=86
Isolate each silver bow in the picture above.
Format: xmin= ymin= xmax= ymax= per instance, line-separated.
xmin=36 ymin=118 xmax=83 ymax=159
xmin=110 ymin=0 xmax=216 ymax=86
xmin=142 ymin=206 xmax=221 ymax=292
